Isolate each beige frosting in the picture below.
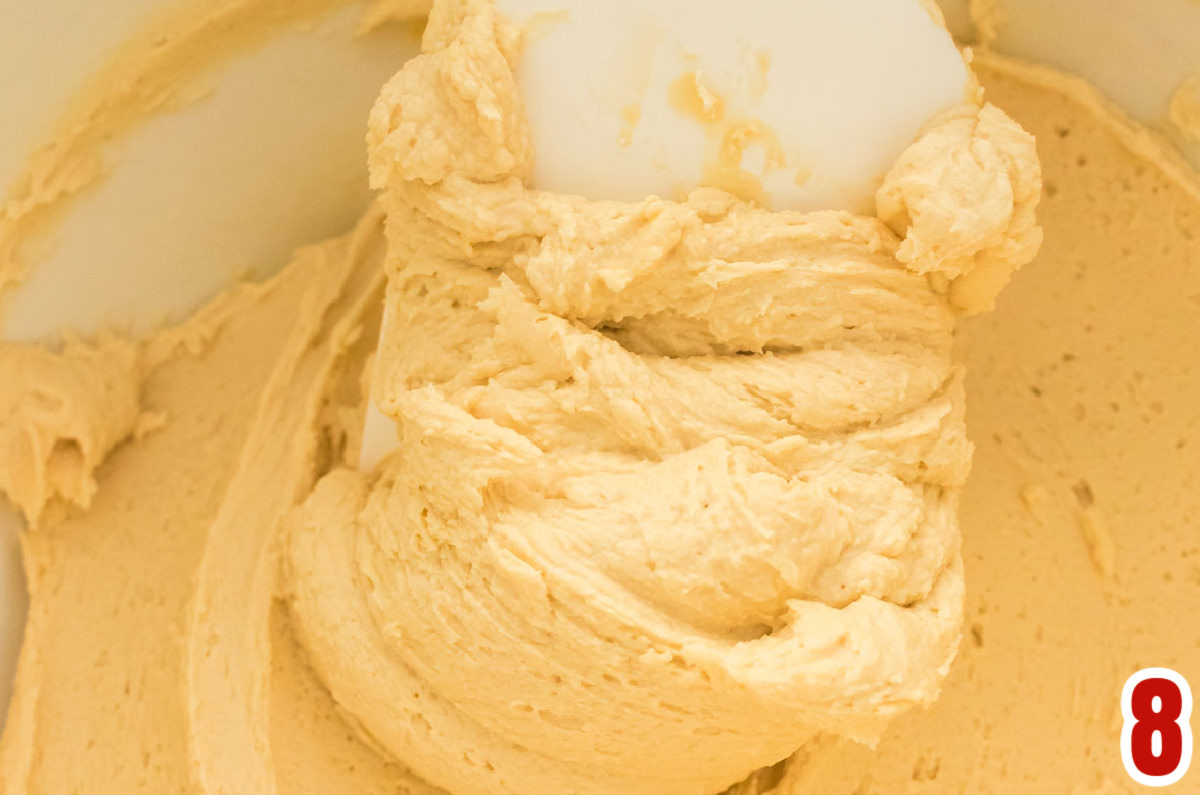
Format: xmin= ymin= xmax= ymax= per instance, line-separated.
xmin=5 ymin=1 xmax=1200 ymax=793
xmin=0 ymin=208 xmax=397 ymax=794
xmin=0 ymin=335 xmax=159 ymax=525
xmin=1169 ymin=75 xmax=1200 ymax=144
xmin=358 ymin=0 xmax=435 ymax=34
xmin=757 ymin=52 xmax=1200 ymax=793
xmin=280 ymin=1 xmax=1039 ymax=793
xmin=966 ymin=0 xmax=1006 ymax=47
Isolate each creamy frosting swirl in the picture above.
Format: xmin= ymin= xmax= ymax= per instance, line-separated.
xmin=284 ymin=1 xmax=1041 ymax=792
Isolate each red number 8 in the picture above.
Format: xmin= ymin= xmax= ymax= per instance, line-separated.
xmin=1122 ymin=668 xmax=1193 ymax=787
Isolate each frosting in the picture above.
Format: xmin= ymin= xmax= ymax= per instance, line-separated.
xmin=0 ymin=335 xmax=151 ymax=524
xmin=284 ymin=2 xmax=1039 ymax=793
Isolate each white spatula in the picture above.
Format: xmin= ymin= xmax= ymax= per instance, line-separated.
xmin=359 ymin=0 xmax=971 ymax=470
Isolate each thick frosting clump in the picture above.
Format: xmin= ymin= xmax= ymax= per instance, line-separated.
xmin=0 ymin=335 xmax=152 ymax=525
xmin=877 ymin=103 xmax=1043 ymax=312
xmin=285 ymin=1 xmax=1042 ymax=793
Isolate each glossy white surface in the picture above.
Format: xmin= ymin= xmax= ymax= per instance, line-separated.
xmin=496 ymin=0 xmax=968 ymax=212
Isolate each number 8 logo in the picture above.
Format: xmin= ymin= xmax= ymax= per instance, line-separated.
xmin=1121 ymin=668 xmax=1193 ymax=787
